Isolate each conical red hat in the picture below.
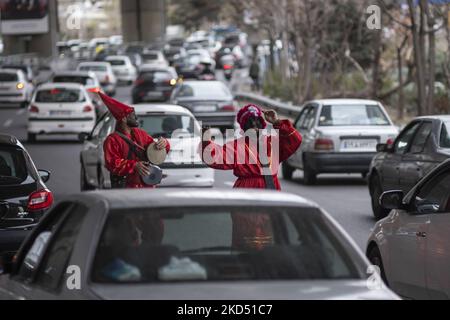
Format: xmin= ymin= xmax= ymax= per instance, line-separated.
xmin=98 ymin=91 xmax=134 ymax=121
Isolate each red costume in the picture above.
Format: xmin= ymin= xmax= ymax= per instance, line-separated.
xmin=99 ymin=92 xmax=170 ymax=189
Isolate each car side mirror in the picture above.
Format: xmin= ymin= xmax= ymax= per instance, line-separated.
xmin=0 ymin=252 xmax=15 ymax=275
xmin=78 ymin=132 xmax=91 ymax=143
xmin=38 ymin=169 xmax=51 ymax=183
xmin=380 ymin=190 xmax=404 ymax=210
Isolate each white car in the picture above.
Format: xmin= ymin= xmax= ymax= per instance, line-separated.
xmin=77 ymin=62 xmax=117 ymax=96
xmin=79 ymin=104 xmax=214 ymax=190
xmin=105 ymin=55 xmax=137 ymax=85
xmin=283 ymin=99 xmax=399 ymax=184
xmin=0 ymin=69 xmax=34 ymax=108
xmin=27 ymin=83 xmax=97 ymax=142
xmin=140 ymin=50 xmax=168 ymax=68
xmin=367 ymin=159 xmax=450 ymax=300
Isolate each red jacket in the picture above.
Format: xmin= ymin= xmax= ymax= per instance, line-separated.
xmin=104 ymin=127 xmax=170 ymax=188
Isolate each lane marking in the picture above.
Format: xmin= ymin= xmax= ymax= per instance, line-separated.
xmin=3 ymin=119 xmax=13 ymax=128
xmin=16 ymin=109 xmax=25 ymax=116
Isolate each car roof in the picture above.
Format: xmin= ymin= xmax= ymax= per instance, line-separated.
xmin=37 ymin=82 xmax=86 ymax=90
xmin=132 ymin=104 xmax=194 ymax=116
xmin=78 ymin=61 xmax=110 ymax=66
xmin=105 ymin=55 xmax=128 ymax=60
xmin=414 ymin=115 xmax=450 ymax=121
xmin=306 ymin=99 xmax=380 ymax=105
xmin=70 ymin=188 xmax=320 ymax=210
xmin=0 ymin=133 xmax=20 ymax=147
xmin=53 ymin=71 xmax=95 ymax=78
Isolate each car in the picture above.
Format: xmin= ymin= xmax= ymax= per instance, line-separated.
xmin=105 ymin=55 xmax=137 ymax=85
xmin=140 ymin=50 xmax=168 ymax=67
xmin=179 ymin=49 xmax=216 ymax=79
xmin=79 ymin=104 xmax=214 ymax=190
xmin=88 ymin=37 xmax=109 ymax=49
xmin=282 ymin=99 xmax=398 ymax=185
xmin=0 ymin=188 xmax=398 ymax=299
xmin=132 ymin=66 xmax=179 ymax=103
xmin=1 ymin=64 xmax=34 ymax=83
xmin=77 ymin=62 xmax=117 ymax=96
xmin=170 ymin=80 xmax=237 ymax=130
xmin=0 ymin=133 xmax=52 ymax=259
xmin=164 ymin=46 xmax=186 ymax=66
xmin=368 ymin=116 xmax=450 ymax=219
xmin=0 ymin=69 xmax=34 ymax=108
xmin=51 ymin=71 xmax=105 ymax=115
xmin=27 ymin=83 xmax=97 ymax=142
xmin=367 ymin=159 xmax=450 ymax=299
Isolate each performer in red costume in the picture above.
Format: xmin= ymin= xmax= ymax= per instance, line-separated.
xmin=200 ymin=104 xmax=302 ymax=250
xmin=100 ymin=91 xmax=170 ymax=189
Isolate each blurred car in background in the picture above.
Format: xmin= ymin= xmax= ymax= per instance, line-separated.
xmin=140 ymin=50 xmax=168 ymax=67
xmin=105 ymin=55 xmax=137 ymax=85
xmin=1 ymin=64 xmax=34 ymax=83
xmin=0 ymin=133 xmax=52 ymax=260
xmin=0 ymin=69 xmax=34 ymax=108
xmin=0 ymin=188 xmax=397 ymax=299
xmin=132 ymin=66 xmax=178 ymax=104
xmin=77 ymin=62 xmax=117 ymax=96
xmin=179 ymin=49 xmax=215 ymax=79
xmin=170 ymin=80 xmax=237 ymax=130
xmin=282 ymin=99 xmax=398 ymax=185
xmin=27 ymin=83 xmax=97 ymax=142
xmin=368 ymin=116 xmax=450 ymax=219
xmin=79 ymin=104 xmax=214 ymax=190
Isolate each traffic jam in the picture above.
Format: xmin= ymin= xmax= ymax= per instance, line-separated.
xmin=0 ymin=0 xmax=450 ymax=303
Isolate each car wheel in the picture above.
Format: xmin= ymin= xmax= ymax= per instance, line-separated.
xmin=282 ymin=161 xmax=295 ymax=180
xmin=302 ymin=157 xmax=317 ymax=185
xmin=367 ymin=246 xmax=388 ymax=286
xmin=80 ymin=164 xmax=95 ymax=191
xmin=27 ymin=133 xmax=36 ymax=143
xmin=370 ymin=174 xmax=390 ymax=220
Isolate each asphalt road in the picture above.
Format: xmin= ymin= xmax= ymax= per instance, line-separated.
xmin=0 ymin=73 xmax=376 ymax=250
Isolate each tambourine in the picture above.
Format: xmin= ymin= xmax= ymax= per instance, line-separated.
xmin=141 ymin=164 xmax=163 ymax=186
xmin=146 ymin=140 xmax=167 ymax=165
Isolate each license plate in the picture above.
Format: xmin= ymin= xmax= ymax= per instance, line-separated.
xmin=340 ymin=139 xmax=377 ymax=151
xmin=50 ymin=110 xmax=71 ymax=116
xmin=194 ymin=105 xmax=216 ymax=112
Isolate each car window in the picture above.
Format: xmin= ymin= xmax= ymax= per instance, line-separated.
xmin=35 ymin=88 xmax=85 ymax=103
xmin=319 ymin=105 xmax=389 ymax=126
xmin=175 ymin=83 xmax=231 ymax=99
xmin=108 ymin=60 xmax=126 ymax=66
xmin=34 ymin=204 xmax=87 ymax=291
xmin=139 ymin=114 xmax=196 ymax=138
xmin=53 ymin=76 xmax=94 ymax=86
xmin=300 ymin=107 xmax=317 ymax=130
xmin=440 ymin=121 xmax=450 ymax=148
xmin=409 ymin=122 xmax=433 ymax=154
xmin=0 ymin=145 xmax=28 ymax=185
xmin=100 ymin=115 xmax=114 ymax=137
xmin=415 ymin=172 xmax=450 ymax=214
xmin=91 ymin=207 xmax=361 ymax=283
xmin=79 ymin=65 xmax=107 ymax=72
xmin=90 ymin=114 xmax=107 ymax=139
xmin=0 ymin=73 xmax=18 ymax=81
xmin=295 ymin=107 xmax=310 ymax=131
xmin=394 ymin=122 xmax=421 ymax=154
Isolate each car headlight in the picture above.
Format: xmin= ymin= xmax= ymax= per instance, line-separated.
xmin=16 ymin=82 xmax=25 ymax=90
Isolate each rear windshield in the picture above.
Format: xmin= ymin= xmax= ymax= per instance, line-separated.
xmin=35 ymin=88 xmax=85 ymax=103
xmin=0 ymin=145 xmax=28 ymax=185
xmin=53 ymin=76 xmax=95 ymax=86
xmin=108 ymin=60 xmax=126 ymax=66
xmin=319 ymin=105 xmax=390 ymax=126
xmin=79 ymin=65 xmax=107 ymax=72
xmin=0 ymin=73 xmax=18 ymax=82
xmin=142 ymin=53 xmax=159 ymax=61
xmin=175 ymin=82 xmax=231 ymax=99
xmin=92 ymin=207 xmax=360 ymax=284
xmin=139 ymin=71 xmax=173 ymax=82
xmin=139 ymin=114 xmax=197 ymax=138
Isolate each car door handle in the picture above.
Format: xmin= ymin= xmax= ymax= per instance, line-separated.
xmin=416 ymin=231 xmax=427 ymax=238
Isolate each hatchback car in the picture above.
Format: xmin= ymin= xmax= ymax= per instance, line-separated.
xmin=140 ymin=50 xmax=168 ymax=67
xmin=0 ymin=188 xmax=397 ymax=299
xmin=132 ymin=66 xmax=178 ymax=103
xmin=79 ymin=104 xmax=214 ymax=190
xmin=170 ymin=80 xmax=237 ymax=130
xmin=77 ymin=62 xmax=117 ymax=96
xmin=27 ymin=83 xmax=97 ymax=142
xmin=0 ymin=69 xmax=34 ymax=108
xmin=367 ymin=159 xmax=450 ymax=299
xmin=0 ymin=133 xmax=52 ymax=259
xmin=282 ymin=99 xmax=398 ymax=185
xmin=105 ymin=55 xmax=137 ymax=85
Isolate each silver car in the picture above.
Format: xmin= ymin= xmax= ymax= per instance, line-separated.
xmin=282 ymin=99 xmax=398 ymax=184
xmin=0 ymin=188 xmax=398 ymax=299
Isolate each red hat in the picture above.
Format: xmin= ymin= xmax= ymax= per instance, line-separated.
xmin=98 ymin=91 xmax=134 ymax=121
xmin=237 ymin=104 xmax=267 ymax=130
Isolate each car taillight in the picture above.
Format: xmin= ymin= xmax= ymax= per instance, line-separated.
xmin=29 ymin=105 xmax=39 ymax=113
xmin=83 ymin=105 xmax=93 ymax=112
xmin=88 ymin=87 xmax=101 ymax=93
xmin=223 ymin=64 xmax=233 ymax=70
xmin=314 ymin=138 xmax=334 ymax=151
xmin=386 ymin=138 xmax=394 ymax=145
xmin=27 ymin=189 xmax=53 ymax=212
xmin=220 ymin=105 xmax=236 ymax=111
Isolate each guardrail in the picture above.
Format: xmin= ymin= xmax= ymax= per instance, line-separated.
xmin=234 ymin=91 xmax=302 ymax=119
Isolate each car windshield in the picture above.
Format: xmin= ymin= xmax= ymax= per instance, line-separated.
xmin=440 ymin=121 xmax=450 ymax=148
xmin=319 ymin=105 xmax=390 ymax=126
xmin=0 ymin=73 xmax=18 ymax=82
xmin=176 ymin=83 xmax=231 ymax=99
xmin=53 ymin=76 xmax=95 ymax=86
xmin=138 ymin=114 xmax=197 ymax=138
xmin=91 ymin=207 xmax=360 ymax=284
xmin=108 ymin=60 xmax=126 ymax=66
xmin=0 ymin=145 xmax=28 ymax=185
xmin=35 ymin=88 xmax=85 ymax=103
xmin=79 ymin=65 xmax=107 ymax=72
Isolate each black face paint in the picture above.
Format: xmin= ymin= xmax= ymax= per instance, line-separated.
xmin=127 ymin=111 xmax=139 ymax=128
xmin=244 ymin=116 xmax=264 ymax=132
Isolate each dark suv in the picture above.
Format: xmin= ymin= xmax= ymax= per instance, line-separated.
xmin=0 ymin=133 xmax=53 ymax=257
xmin=132 ymin=66 xmax=178 ymax=103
